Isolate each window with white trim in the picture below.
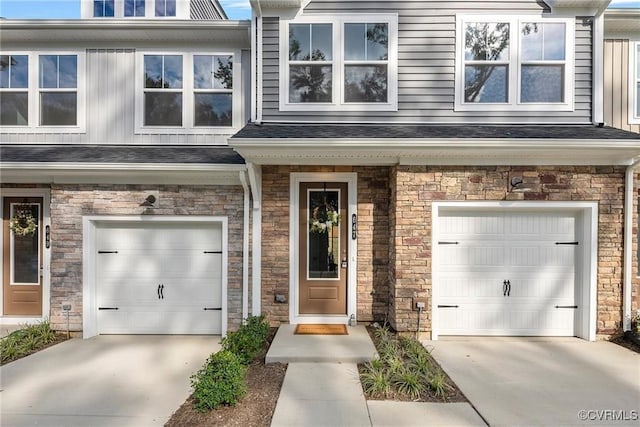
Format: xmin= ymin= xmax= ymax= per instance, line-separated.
xmin=631 ymin=41 xmax=640 ymax=125
xmin=94 ymin=0 xmax=115 ymax=17
xmin=456 ymin=15 xmax=574 ymax=111
xmin=0 ymin=55 xmax=29 ymax=126
xmin=136 ymin=51 xmax=239 ymax=133
xmin=125 ymin=0 xmax=146 ymax=17
xmin=1 ymin=52 xmax=85 ymax=132
xmin=280 ymin=14 xmax=398 ymax=111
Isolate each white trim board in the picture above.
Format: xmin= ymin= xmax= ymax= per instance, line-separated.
xmin=82 ymin=215 xmax=229 ymax=338
xmin=289 ymin=172 xmax=358 ymax=324
xmin=431 ymin=201 xmax=598 ymax=341
xmin=0 ymin=188 xmax=51 ymax=321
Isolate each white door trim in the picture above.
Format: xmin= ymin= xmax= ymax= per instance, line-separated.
xmin=0 ymin=188 xmax=51 ymax=324
xmin=83 ymin=215 xmax=228 ymax=338
xmin=432 ymin=201 xmax=598 ymax=341
xmin=289 ymin=173 xmax=358 ymax=324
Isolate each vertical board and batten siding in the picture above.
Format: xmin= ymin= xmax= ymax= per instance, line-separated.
xmin=3 ymin=49 xmax=234 ymax=145
xmin=604 ymin=39 xmax=640 ymax=133
xmin=261 ymin=0 xmax=593 ymax=124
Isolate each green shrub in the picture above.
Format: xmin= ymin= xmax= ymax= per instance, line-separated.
xmin=221 ymin=315 xmax=270 ymax=365
xmin=360 ymin=360 xmax=392 ymax=398
xmin=190 ymin=350 xmax=247 ymax=412
xmin=1 ymin=321 xmax=57 ymax=364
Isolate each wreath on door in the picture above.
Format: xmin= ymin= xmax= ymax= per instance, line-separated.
xmin=309 ymin=198 xmax=340 ymax=234
xmin=9 ymin=203 xmax=38 ymax=236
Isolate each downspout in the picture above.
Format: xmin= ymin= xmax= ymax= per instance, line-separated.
xmin=592 ymin=12 xmax=604 ymax=125
xmin=240 ymin=171 xmax=250 ymax=322
xmin=247 ymin=163 xmax=262 ymax=316
xmin=624 ymin=158 xmax=640 ymax=331
xmin=251 ymin=10 xmax=257 ymax=123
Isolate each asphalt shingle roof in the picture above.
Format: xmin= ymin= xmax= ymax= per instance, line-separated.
xmin=0 ymin=145 xmax=245 ymax=164
xmin=232 ymin=123 xmax=640 ymax=140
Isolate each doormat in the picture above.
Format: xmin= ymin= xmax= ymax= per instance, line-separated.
xmin=294 ymin=324 xmax=348 ymax=335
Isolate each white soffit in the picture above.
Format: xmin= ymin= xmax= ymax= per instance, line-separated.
xmin=604 ymin=10 xmax=640 ymax=34
xmin=230 ymin=140 xmax=640 ymax=166
xmin=547 ymin=0 xmax=612 ymax=15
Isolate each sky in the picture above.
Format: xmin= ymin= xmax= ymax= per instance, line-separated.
xmin=0 ymin=0 xmax=638 ymax=20
xmin=0 ymin=0 xmax=252 ymax=19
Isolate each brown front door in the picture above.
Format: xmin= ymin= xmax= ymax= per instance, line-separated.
xmin=299 ymin=182 xmax=348 ymax=314
xmin=3 ymin=197 xmax=43 ymax=315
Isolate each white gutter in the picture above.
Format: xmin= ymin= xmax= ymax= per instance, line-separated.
xmin=624 ymin=158 xmax=640 ymax=331
xmin=247 ymin=163 xmax=262 ymax=316
xmin=239 ymin=171 xmax=251 ymax=323
xmin=0 ymin=162 xmax=246 ymax=172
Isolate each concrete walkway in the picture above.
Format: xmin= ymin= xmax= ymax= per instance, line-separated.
xmin=0 ymin=335 xmax=220 ymax=426
xmin=427 ymin=337 xmax=640 ymax=426
xmin=268 ymin=326 xmax=486 ymax=426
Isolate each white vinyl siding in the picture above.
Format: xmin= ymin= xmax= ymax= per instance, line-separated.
xmin=261 ymin=0 xmax=592 ymax=124
xmin=630 ymin=41 xmax=640 ymax=125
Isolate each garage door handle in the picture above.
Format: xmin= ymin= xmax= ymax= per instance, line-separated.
xmin=204 ymin=251 xmax=223 ymax=254
xmin=555 ymin=242 xmax=579 ymax=245
xmin=438 ymin=241 xmax=459 ymax=245
xmin=437 ymin=305 xmax=459 ymax=308
xmin=555 ymin=305 xmax=578 ymax=309
xmin=98 ymin=250 xmax=118 ymax=254
xmin=203 ymin=307 xmax=222 ymax=311
xmin=98 ymin=307 xmax=119 ymax=310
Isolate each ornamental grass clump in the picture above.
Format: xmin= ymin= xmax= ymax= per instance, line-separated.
xmin=0 ymin=321 xmax=57 ymax=364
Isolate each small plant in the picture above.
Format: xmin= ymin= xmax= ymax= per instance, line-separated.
xmin=190 ymin=350 xmax=247 ymax=412
xmin=360 ymin=360 xmax=392 ymax=398
xmin=429 ymin=371 xmax=452 ymax=399
xmin=0 ymin=321 xmax=58 ymax=364
xmin=393 ymin=367 xmax=425 ymax=399
xmin=221 ymin=315 xmax=270 ymax=365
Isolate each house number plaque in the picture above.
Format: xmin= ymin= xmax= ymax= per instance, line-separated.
xmin=352 ymin=214 xmax=357 ymax=240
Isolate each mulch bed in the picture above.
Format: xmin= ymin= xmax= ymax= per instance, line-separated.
xmin=166 ymin=328 xmax=287 ymax=427
xmin=610 ymin=333 xmax=640 ymax=354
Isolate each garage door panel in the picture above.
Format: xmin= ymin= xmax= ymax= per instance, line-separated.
xmin=96 ymin=221 xmax=224 ymax=335
xmin=436 ymin=210 xmax=578 ymax=337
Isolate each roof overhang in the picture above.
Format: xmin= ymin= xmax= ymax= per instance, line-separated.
xmin=0 ymin=162 xmax=247 ymax=185
xmin=546 ymin=0 xmax=611 ymax=15
xmin=230 ymin=138 xmax=640 ymax=166
xmin=0 ymin=19 xmax=250 ymax=45
xmin=604 ymin=9 xmax=640 ymax=35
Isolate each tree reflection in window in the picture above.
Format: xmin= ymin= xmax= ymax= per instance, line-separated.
xmin=344 ymin=23 xmax=388 ymax=103
xmin=463 ymin=22 xmax=509 ymax=103
xmin=308 ymin=190 xmax=340 ymax=279
xmin=289 ymin=24 xmax=333 ymax=103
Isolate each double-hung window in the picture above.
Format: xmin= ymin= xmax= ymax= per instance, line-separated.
xmin=136 ymin=52 xmax=238 ymax=132
xmin=125 ymin=0 xmax=145 ymax=17
xmin=456 ymin=15 xmax=574 ymax=111
xmin=40 ymin=55 xmax=78 ymax=126
xmin=193 ymin=55 xmax=233 ymax=127
xmin=93 ymin=0 xmax=115 ymax=17
xmin=0 ymin=55 xmax=29 ymax=126
xmin=155 ymin=0 xmax=176 ymax=17
xmin=143 ymin=55 xmax=183 ymax=126
xmin=281 ymin=14 xmax=398 ymax=111
xmin=631 ymin=41 xmax=640 ymax=124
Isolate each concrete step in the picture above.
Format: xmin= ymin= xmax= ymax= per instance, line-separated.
xmin=266 ymin=324 xmax=378 ymax=364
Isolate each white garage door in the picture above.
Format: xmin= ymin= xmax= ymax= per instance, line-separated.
xmin=96 ymin=222 xmax=223 ymax=334
xmin=436 ymin=211 xmax=578 ymax=336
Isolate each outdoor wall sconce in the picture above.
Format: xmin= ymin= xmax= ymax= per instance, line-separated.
xmin=140 ymin=193 xmax=158 ymax=208
xmin=510 ymin=176 xmax=523 ymax=189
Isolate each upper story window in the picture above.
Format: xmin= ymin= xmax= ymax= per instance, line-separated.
xmin=631 ymin=41 xmax=640 ymax=125
xmin=136 ymin=51 xmax=239 ymax=133
xmin=39 ymin=55 xmax=78 ymax=126
xmin=125 ymin=0 xmax=146 ymax=17
xmin=0 ymin=55 xmax=29 ymax=126
xmin=94 ymin=0 xmax=115 ymax=17
xmin=155 ymin=0 xmax=176 ymax=17
xmin=455 ymin=15 xmax=574 ymax=112
xmin=1 ymin=52 xmax=85 ymax=133
xmin=280 ymin=14 xmax=398 ymax=112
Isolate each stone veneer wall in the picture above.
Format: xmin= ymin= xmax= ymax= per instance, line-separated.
xmin=389 ymin=166 xmax=631 ymax=337
xmin=48 ymin=184 xmax=245 ymax=332
xmin=261 ymin=166 xmax=390 ymax=325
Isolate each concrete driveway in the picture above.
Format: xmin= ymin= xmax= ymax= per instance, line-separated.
xmin=427 ymin=338 xmax=640 ymax=426
xmin=0 ymin=335 xmax=220 ymax=426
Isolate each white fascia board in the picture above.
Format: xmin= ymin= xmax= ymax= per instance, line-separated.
xmin=547 ymin=0 xmax=611 ymax=15
xmin=230 ymin=138 xmax=640 ymax=149
xmin=0 ymin=19 xmax=250 ymax=30
xmin=0 ymin=162 xmax=246 ymax=172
